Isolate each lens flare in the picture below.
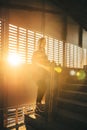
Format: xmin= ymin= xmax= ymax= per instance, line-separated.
xmin=76 ymin=70 xmax=86 ymax=80
xmin=7 ymin=54 xmax=21 ymax=66
xmin=70 ymin=70 xmax=76 ymax=76
xmin=54 ymin=66 xmax=62 ymax=73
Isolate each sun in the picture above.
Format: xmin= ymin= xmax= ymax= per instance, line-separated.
xmin=7 ymin=53 xmax=21 ymax=66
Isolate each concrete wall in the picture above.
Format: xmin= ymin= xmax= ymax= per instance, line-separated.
xmin=9 ymin=10 xmax=64 ymax=40
xmin=1 ymin=0 xmax=87 ymax=46
xmin=66 ymin=17 xmax=79 ymax=45
xmin=83 ymin=29 xmax=87 ymax=48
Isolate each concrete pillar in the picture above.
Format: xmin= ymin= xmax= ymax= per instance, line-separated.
xmin=62 ymin=15 xmax=67 ymax=67
xmin=78 ymin=26 xmax=83 ymax=47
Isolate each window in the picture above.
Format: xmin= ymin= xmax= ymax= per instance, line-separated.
xmin=65 ymin=43 xmax=70 ymax=67
xmin=18 ymin=27 xmax=26 ymax=63
xmin=58 ymin=41 xmax=63 ymax=66
xmin=27 ymin=30 xmax=34 ymax=64
xmin=54 ymin=39 xmax=58 ymax=65
xmin=73 ymin=45 xmax=78 ymax=68
xmin=9 ymin=24 xmax=17 ymax=56
xmin=8 ymin=24 xmax=87 ymax=68
xmin=69 ymin=44 xmax=74 ymax=68
xmin=47 ymin=37 xmax=54 ymax=62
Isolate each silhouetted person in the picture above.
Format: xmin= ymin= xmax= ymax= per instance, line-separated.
xmin=32 ymin=37 xmax=50 ymax=106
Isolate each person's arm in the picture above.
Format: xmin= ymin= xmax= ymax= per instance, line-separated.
xmin=32 ymin=51 xmax=51 ymax=72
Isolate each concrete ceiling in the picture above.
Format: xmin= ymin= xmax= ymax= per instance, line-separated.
xmin=0 ymin=0 xmax=87 ymax=31
xmin=53 ymin=0 xmax=87 ymax=31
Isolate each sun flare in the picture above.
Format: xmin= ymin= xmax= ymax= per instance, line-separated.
xmin=7 ymin=53 xmax=21 ymax=66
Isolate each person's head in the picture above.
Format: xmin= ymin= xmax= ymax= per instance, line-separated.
xmin=38 ymin=37 xmax=46 ymax=51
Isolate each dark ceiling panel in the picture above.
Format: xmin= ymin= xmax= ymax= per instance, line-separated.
xmin=53 ymin=0 xmax=87 ymax=30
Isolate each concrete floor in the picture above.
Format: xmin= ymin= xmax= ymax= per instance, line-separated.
xmin=11 ymin=125 xmax=26 ymax=130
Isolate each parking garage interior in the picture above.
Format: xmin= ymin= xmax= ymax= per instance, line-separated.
xmin=0 ymin=0 xmax=87 ymax=130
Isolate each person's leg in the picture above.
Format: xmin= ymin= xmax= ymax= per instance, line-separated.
xmin=36 ymin=80 xmax=46 ymax=104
